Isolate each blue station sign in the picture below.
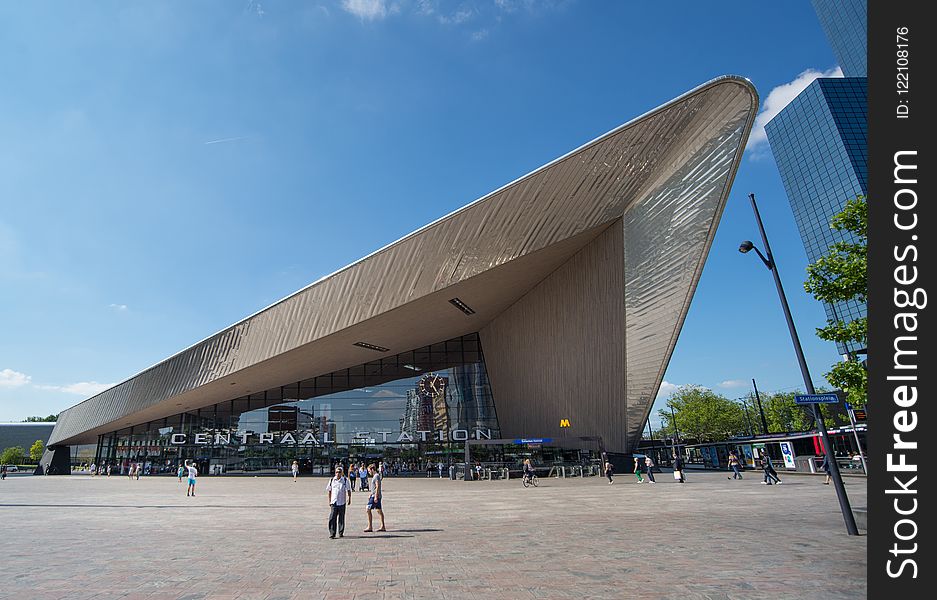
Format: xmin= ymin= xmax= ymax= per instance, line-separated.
xmin=794 ymin=393 xmax=840 ymax=405
xmin=513 ymin=438 xmax=552 ymax=445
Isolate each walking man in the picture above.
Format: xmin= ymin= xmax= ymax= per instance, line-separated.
xmin=363 ymin=463 xmax=386 ymax=532
xmin=760 ymin=451 xmax=781 ymax=485
xmin=291 ymin=460 xmax=300 ymax=482
xmin=325 ymin=466 xmax=351 ymax=539
xmin=185 ymin=460 xmax=198 ymax=497
xmin=177 ymin=463 xmax=185 ymax=483
xmin=728 ymin=451 xmax=743 ymax=480
xmin=633 ymin=456 xmax=645 ymax=483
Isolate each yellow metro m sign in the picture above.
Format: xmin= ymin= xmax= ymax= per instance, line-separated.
xmin=559 ymin=419 xmax=571 ymax=428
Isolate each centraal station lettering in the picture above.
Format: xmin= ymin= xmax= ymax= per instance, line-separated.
xmin=169 ymin=428 xmax=494 ymax=446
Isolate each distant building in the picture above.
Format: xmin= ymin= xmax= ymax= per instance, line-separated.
xmin=0 ymin=422 xmax=55 ymax=455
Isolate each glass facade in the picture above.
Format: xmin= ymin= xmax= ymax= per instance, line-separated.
xmin=811 ymin=0 xmax=867 ymax=77
xmin=95 ymin=333 xmax=501 ymax=475
xmin=765 ymin=77 xmax=867 ymax=355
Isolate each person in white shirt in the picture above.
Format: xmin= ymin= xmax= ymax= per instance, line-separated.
xmin=185 ymin=460 xmax=198 ymax=497
xmin=325 ymin=466 xmax=351 ymax=538
xmin=291 ymin=460 xmax=299 ymax=482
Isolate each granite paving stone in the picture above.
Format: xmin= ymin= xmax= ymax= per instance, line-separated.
xmin=1 ymin=471 xmax=865 ymax=599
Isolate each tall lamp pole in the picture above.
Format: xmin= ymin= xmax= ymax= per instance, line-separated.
xmin=751 ymin=378 xmax=770 ymax=434
xmin=739 ymin=193 xmax=858 ymax=536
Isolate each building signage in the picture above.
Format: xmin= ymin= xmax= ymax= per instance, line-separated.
xmin=513 ymin=438 xmax=552 ymax=445
xmin=166 ymin=428 xmax=492 ymax=446
xmin=779 ymin=441 xmax=797 ymax=469
xmin=794 ymin=393 xmax=840 ymax=405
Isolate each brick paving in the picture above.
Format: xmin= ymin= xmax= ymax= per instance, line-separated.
xmin=1 ymin=470 xmax=866 ymax=599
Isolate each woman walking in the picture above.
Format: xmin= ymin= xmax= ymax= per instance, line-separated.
xmin=349 ymin=462 xmax=357 ymax=491
xmin=633 ymin=456 xmax=645 ymax=483
xmin=291 ymin=460 xmax=300 ymax=482
xmin=672 ymin=451 xmax=685 ymax=483
xmin=604 ymin=460 xmax=614 ymax=484
xmin=820 ymin=453 xmax=832 ymax=484
xmin=727 ymin=451 xmax=743 ymax=480
xmin=644 ymin=455 xmax=656 ymax=483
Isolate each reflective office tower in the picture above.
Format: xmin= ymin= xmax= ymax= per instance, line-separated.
xmin=41 ymin=77 xmax=758 ymax=476
xmin=811 ymin=0 xmax=866 ymax=77
xmin=765 ymin=1 xmax=867 ymax=356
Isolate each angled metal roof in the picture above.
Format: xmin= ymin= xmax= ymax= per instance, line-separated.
xmin=49 ymin=76 xmax=758 ymax=447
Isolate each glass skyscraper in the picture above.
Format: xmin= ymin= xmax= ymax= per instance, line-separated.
xmin=811 ymin=0 xmax=867 ymax=77
xmin=766 ymin=1 xmax=867 ymax=356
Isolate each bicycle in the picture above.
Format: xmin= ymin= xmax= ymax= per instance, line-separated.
xmin=522 ymin=473 xmax=539 ymax=488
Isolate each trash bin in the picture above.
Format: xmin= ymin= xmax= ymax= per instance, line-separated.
xmin=449 ymin=465 xmax=456 ymax=480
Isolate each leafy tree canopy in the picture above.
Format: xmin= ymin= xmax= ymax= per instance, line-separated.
xmin=656 ymin=385 xmax=747 ymax=443
xmin=23 ymin=414 xmax=58 ymax=422
xmin=804 ymin=195 xmax=868 ymax=408
xmin=29 ymin=439 xmax=45 ymax=463
xmin=1 ymin=446 xmax=26 ymax=465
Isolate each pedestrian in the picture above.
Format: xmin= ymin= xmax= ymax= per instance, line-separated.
xmin=760 ymin=451 xmax=781 ymax=485
xmin=475 ymin=462 xmax=483 ymax=481
xmin=604 ymin=460 xmax=613 ymax=484
xmin=727 ymin=451 xmax=743 ymax=480
xmin=820 ymin=453 xmax=832 ymax=485
xmin=1 ymin=464 xmax=7 ymax=480
xmin=633 ymin=457 xmax=645 ymax=483
xmin=135 ymin=463 xmax=141 ymax=480
xmin=106 ymin=463 xmax=112 ymax=477
xmin=177 ymin=463 xmax=185 ymax=482
xmin=363 ymin=463 xmax=386 ymax=532
xmin=292 ymin=460 xmax=300 ymax=482
xmin=644 ymin=455 xmax=657 ymax=483
xmin=349 ymin=462 xmax=357 ymax=491
xmin=325 ymin=465 xmax=351 ymax=539
xmin=672 ymin=451 xmax=685 ymax=483
xmin=437 ymin=461 xmax=444 ymax=478
xmin=358 ymin=464 xmax=369 ymax=492
xmin=89 ymin=462 xmax=96 ymax=477
xmin=185 ymin=460 xmax=198 ymax=497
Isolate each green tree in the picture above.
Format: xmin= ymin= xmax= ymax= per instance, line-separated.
xmin=29 ymin=439 xmax=45 ymax=463
xmin=656 ymin=385 xmax=747 ymax=442
xmin=23 ymin=414 xmax=58 ymax=422
xmin=1 ymin=446 xmax=26 ymax=465
xmin=761 ymin=392 xmax=815 ymax=432
xmin=804 ymin=195 xmax=868 ymax=407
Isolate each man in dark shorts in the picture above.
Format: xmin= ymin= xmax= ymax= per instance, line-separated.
xmin=363 ymin=463 xmax=386 ymax=532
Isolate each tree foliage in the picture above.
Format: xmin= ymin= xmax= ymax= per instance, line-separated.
xmin=1 ymin=446 xmax=26 ymax=465
xmin=29 ymin=440 xmax=45 ymax=463
xmin=656 ymin=385 xmax=747 ymax=442
xmin=804 ymin=195 xmax=868 ymax=407
xmin=23 ymin=414 xmax=58 ymax=422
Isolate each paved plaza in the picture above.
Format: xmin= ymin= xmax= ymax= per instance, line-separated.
xmin=2 ymin=470 xmax=866 ymax=600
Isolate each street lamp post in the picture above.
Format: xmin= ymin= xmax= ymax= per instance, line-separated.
xmin=739 ymin=193 xmax=858 ymax=536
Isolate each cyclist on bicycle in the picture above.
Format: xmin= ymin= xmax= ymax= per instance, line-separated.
xmin=522 ymin=458 xmax=534 ymax=484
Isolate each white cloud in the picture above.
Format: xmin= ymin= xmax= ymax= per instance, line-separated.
xmin=656 ymin=380 xmax=679 ymax=399
xmin=108 ymin=303 xmax=129 ymax=311
xmin=470 ymin=28 xmax=489 ymax=41
xmin=748 ymin=66 xmax=843 ymax=155
xmin=0 ymin=369 xmax=31 ymax=388
xmin=35 ymin=381 xmax=117 ymax=396
xmin=341 ymin=0 xmax=389 ymax=20
xmin=719 ymin=379 xmax=747 ymax=389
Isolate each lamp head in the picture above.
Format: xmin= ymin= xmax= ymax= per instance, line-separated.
xmin=739 ymin=240 xmax=754 ymax=254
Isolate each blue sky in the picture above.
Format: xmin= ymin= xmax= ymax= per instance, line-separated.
xmin=1 ymin=1 xmax=846 ymax=427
